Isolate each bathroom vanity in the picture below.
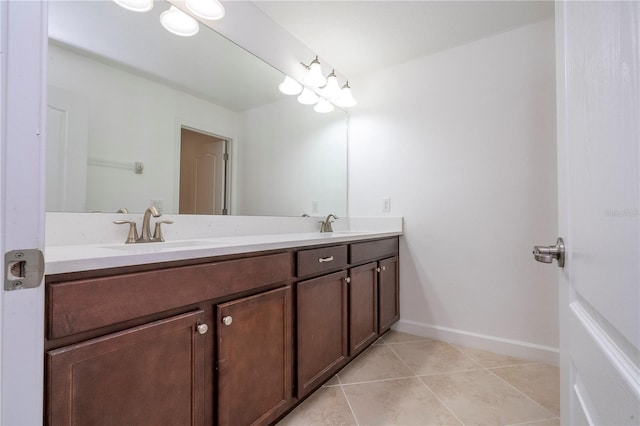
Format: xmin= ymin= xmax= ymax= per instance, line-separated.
xmin=44 ymin=232 xmax=400 ymax=426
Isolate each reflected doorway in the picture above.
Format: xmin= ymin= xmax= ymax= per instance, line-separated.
xmin=179 ymin=127 xmax=229 ymax=215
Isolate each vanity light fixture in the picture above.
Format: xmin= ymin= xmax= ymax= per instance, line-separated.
xmin=297 ymin=87 xmax=320 ymax=105
xmin=113 ymin=0 xmax=153 ymax=13
xmin=278 ymin=76 xmax=303 ymax=95
xmin=302 ymin=56 xmax=327 ymax=88
xmin=322 ymin=70 xmax=342 ymax=100
xmin=280 ymin=57 xmax=356 ymax=112
xmin=160 ymin=5 xmax=200 ymax=37
xmin=185 ymin=0 xmax=225 ymax=20
xmin=314 ymin=98 xmax=335 ymax=113
xmin=335 ymin=81 xmax=357 ymax=108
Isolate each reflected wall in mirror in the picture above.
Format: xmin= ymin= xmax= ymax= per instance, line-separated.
xmin=46 ymin=1 xmax=348 ymax=217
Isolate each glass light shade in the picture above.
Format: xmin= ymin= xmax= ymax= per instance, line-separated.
xmin=303 ymin=58 xmax=327 ymax=87
xmin=314 ymin=98 xmax=335 ymax=113
xmin=160 ymin=6 xmax=200 ymax=37
xmin=278 ymin=76 xmax=303 ymax=96
xmin=297 ymin=88 xmax=319 ymax=105
xmin=185 ymin=0 xmax=225 ymax=20
xmin=113 ymin=0 xmax=153 ymax=12
xmin=335 ymin=83 xmax=357 ymax=108
xmin=322 ymin=71 xmax=342 ymax=100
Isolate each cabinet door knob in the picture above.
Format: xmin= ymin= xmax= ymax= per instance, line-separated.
xmin=382 ymin=266 xmax=386 ymax=271
xmin=222 ymin=316 xmax=233 ymax=326
xmin=345 ymin=277 xmax=351 ymax=284
xmin=376 ymin=267 xmax=381 ymax=273
xmin=197 ymin=324 xmax=209 ymax=335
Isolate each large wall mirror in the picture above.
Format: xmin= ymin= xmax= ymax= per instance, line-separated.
xmin=47 ymin=1 xmax=348 ymax=217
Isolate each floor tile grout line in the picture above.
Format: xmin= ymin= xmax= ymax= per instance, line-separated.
xmin=385 ymin=341 xmax=421 ymax=377
xmin=383 ymin=339 xmax=430 ymax=345
xmin=446 ymin=338 xmax=556 ymax=416
xmin=419 ymin=377 xmax=467 ymax=426
xmin=488 ymin=361 xmax=554 ymax=370
xmin=443 ymin=341 xmax=487 ymax=371
xmin=339 ymin=375 xmax=422 ymax=387
xmin=486 ymin=367 xmax=557 ymax=419
xmin=337 ymin=384 xmax=360 ymax=426
xmin=449 ymin=342 xmax=546 ymax=371
xmin=385 ymin=340 xmax=467 ymax=426
xmin=504 ymin=416 xmax=561 ymax=426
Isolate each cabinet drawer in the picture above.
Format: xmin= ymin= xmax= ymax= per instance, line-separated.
xmin=297 ymin=245 xmax=347 ymax=278
xmin=350 ymin=238 xmax=398 ymax=264
xmin=48 ymin=252 xmax=292 ymax=339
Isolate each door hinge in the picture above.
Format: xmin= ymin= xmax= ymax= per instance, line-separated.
xmin=4 ymin=249 xmax=44 ymax=291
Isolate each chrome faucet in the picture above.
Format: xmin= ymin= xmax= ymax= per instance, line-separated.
xmin=319 ymin=214 xmax=338 ymax=233
xmin=114 ymin=206 xmax=173 ymax=244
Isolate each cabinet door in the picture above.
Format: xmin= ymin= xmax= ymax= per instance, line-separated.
xmin=297 ymin=271 xmax=348 ymax=398
xmin=378 ymin=256 xmax=400 ymax=333
xmin=47 ymin=310 xmax=206 ymax=426
xmin=349 ymin=262 xmax=379 ymax=356
xmin=217 ymin=286 xmax=292 ymax=426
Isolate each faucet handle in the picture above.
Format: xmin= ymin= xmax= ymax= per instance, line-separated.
xmin=152 ymin=220 xmax=174 ymax=242
xmin=113 ymin=220 xmax=139 ymax=244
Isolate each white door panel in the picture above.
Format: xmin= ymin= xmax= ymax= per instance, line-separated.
xmin=46 ymin=86 xmax=89 ymax=212
xmin=0 ymin=1 xmax=47 ymax=424
xmin=557 ymin=1 xmax=640 ymax=425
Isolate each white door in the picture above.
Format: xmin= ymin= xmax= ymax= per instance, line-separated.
xmin=556 ymin=1 xmax=640 ymax=425
xmin=46 ymin=86 xmax=89 ymax=212
xmin=0 ymin=1 xmax=47 ymax=424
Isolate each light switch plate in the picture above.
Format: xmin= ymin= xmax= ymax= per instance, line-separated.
xmin=382 ymin=197 xmax=391 ymax=212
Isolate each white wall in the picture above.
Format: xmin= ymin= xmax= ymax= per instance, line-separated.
xmin=237 ymin=98 xmax=348 ymax=217
xmin=47 ymin=44 xmax=239 ymax=214
xmin=349 ymin=19 xmax=559 ymax=361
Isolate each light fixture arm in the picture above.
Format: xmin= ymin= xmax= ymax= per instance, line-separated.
xmin=301 ymin=55 xmax=321 ymax=70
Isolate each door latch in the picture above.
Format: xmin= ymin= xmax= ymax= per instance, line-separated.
xmin=4 ymin=249 xmax=44 ymax=291
xmin=532 ymin=238 xmax=565 ymax=268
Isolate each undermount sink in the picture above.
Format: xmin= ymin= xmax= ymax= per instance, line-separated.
xmin=102 ymin=240 xmax=229 ymax=253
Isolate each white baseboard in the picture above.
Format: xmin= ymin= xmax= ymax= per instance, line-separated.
xmin=393 ymin=319 xmax=559 ymax=365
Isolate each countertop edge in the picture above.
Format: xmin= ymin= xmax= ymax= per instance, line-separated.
xmin=45 ymin=231 xmax=402 ymax=275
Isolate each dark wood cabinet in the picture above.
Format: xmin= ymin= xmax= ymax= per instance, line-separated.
xmin=45 ymin=236 xmax=399 ymax=425
xmin=296 ymin=270 xmax=348 ymax=398
xmin=378 ymin=256 xmax=399 ymax=333
xmin=47 ymin=310 xmax=206 ymax=426
xmin=348 ymin=262 xmax=379 ymax=356
xmin=216 ymin=286 xmax=293 ymax=426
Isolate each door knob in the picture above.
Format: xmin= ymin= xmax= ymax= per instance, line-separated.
xmin=196 ymin=324 xmax=208 ymax=335
xmin=532 ymin=238 xmax=565 ymax=267
xmin=222 ymin=316 xmax=233 ymax=326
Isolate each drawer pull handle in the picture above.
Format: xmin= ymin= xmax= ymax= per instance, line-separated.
xmin=318 ymin=256 xmax=334 ymax=263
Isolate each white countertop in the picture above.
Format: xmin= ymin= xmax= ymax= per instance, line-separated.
xmin=45 ymin=230 xmax=402 ymax=275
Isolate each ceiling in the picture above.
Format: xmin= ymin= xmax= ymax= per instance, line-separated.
xmin=252 ymin=1 xmax=555 ymax=78
xmin=47 ymin=1 xmax=554 ymax=111
xmin=48 ymin=1 xmax=285 ymax=112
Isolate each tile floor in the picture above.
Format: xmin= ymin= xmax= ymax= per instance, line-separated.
xmin=278 ymin=331 xmax=559 ymax=426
